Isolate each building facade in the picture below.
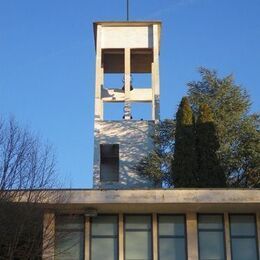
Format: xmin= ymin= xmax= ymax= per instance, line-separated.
xmin=41 ymin=21 xmax=260 ymax=260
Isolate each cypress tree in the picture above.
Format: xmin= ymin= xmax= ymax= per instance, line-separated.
xmin=196 ymin=104 xmax=227 ymax=187
xmin=172 ymin=97 xmax=198 ymax=187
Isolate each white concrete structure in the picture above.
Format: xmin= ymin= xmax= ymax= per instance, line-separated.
xmin=38 ymin=189 xmax=260 ymax=260
xmin=36 ymin=21 xmax=260 ymax=260
xmin=93 ymin=22 xmax=161 ymax=189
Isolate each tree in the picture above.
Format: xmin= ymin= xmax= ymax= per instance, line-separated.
xmin=137 ymin=68 xmax=259 ymax=188
xmin=188 ymin=68 xmax=260 ymax=187
xmin=0 ymin=117 xmax=61 ymax=259
xmin=137 ymin=119 xmax=175 ymax=186
xmin=196 ymin=104 xmax=226 ymax=187
xmin=171 ymin=97 xmax=198 ymax=187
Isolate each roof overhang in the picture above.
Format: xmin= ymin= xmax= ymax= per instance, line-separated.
xmin=93 ymin=21 xmax=162 ymax=51
xmin=10 ymin=189 xmax=260 ymax=214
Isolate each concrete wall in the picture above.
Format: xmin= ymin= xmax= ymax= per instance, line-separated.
xmin=101 ymin=25 xmax=153 ymax=49
xmin=93 ymin=120 xmax=155 ymax=189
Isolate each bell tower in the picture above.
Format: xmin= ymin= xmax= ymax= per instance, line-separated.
xmin=93 ymin=21 xmax=161 ymax=189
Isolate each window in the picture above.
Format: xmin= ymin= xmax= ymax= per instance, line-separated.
xmin=100 ymin=144 xmax=119 ymax=182
xmin=91 ymin=215 xmax=118 ymax=260
xmin=125 ymin=215 xmax=152 ymax=260
xmin=198 ymin=214 xmax=225 ymax=260
xmin=55 ymin=215 xmax=84 ymax=260
xmin=158 ymin=215 xmax=187 ymax=260
xmin=230 ymin=214 xmax=258 ymax=260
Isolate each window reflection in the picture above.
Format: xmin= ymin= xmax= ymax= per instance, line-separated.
xmin=230 ymin=214 xmax=258 ymax=260
xmin=55 ymin=215 xmax=84 ymax=260
xmin=91 ymin=215 xmax=118 ymax=260
xmin=198 ymin=214 xmax=225 ymax=260
xmin=125 ymin=215 xmax=152 ymax=260
xmin=158 ymin=215 xmax=187 ymax=260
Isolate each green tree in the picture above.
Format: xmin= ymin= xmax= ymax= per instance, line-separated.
xmin=188 ymin=68 xmax=260 ymax=187
xmin=196 ymin=104 xmax=226 ymax=187
xmin=171 ymin=97 xmax=198 ymax=187
xmin=137 ymin=119 xmax=175 ymax=186
xmin=137 ymin=68 xmax=259 ymax=188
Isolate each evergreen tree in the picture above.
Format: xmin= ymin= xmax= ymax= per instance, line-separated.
xmin=196 ymin=104 xmax=226 ymax=187
xmin=137 ymin=68 xmax=259 ymax=188
xmin=188 ymin=68 xmax=259 ymax=187
xmin=171 ymin=97 xmax=198 ymax=187
xmin=137 ymin=119 xmax=175 ymax=187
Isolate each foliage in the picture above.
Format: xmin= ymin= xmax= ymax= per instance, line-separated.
xmin=171 ymin=97 xmax=198 ymax=187
xmin=137 ymin=68 xmax=259 ymax=188
xmin=188 ymin=68 xmax=260 ymax=187
xmin=137 ymin=119 xmax=175 ymax=186
xmin=196 ymin=104 xmax=226 ymax=187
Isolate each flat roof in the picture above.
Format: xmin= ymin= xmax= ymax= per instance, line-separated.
xmin=93 ymin=21 xmax=162 ymax=49
xmin=93 ymin=21 xmax=162 ymax=28
xmin=13 ymin=189 xmax=260 ymax=213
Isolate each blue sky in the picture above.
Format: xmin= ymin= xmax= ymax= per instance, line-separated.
xmin=1 ymin=0 xmax=259 ymax=188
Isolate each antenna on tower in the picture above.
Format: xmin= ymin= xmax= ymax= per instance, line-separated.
xmin=127 ymin=0 xmax=129 ymax=21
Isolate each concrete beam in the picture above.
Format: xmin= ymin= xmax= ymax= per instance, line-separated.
xmin=101 ymin=88 xmax=153 ymax=102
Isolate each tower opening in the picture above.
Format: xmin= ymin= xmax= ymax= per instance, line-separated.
xmin=100 ymin=144 xmax=119 ymax=182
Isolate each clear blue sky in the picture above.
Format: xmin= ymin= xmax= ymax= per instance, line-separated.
xmin=1 ymin=0 xmax=259 ymax=188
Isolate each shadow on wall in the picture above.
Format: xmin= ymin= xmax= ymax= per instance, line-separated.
xmin=93 ymin=120 xmax=155 ymax=189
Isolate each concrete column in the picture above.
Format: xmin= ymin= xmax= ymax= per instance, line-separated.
xmin=152 ymin=24 xmax=160 ymax=121
xmin=42 ymin=212 xmax=55 ymax=260
xmin=224 ymin=213 xmax=232 ymax=260
xmin=152 ymin=213 xmax=158 ymax=260
xmin=257 ymin=212 xmax=260 ymax=258
xmin=119 ymin=213 xmax=124 ymax=260
xmin=84 ymin=216 xmax=90 ymax=260
xmin=124 ymin=48 xmax=132 ymax=120
xmin=94 ymin=24 xmax=104 ymax=120
xmin=186 ymin=213 xmax=198 ymax=260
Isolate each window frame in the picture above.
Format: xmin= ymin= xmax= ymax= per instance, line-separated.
xmin=124 ymin=214 xmax=153 ymax=260
xmin=197 ymin=213 xmax=226 ymax=260
xmin=90 ymin=214 xmax=119 ymax=260
xmin=100 ymin=144 xmax=119 ymax=183
xmin=55 ymin=214 xmax=85 ymax=260
xmin=157 ymin=214 xmax=187 ymax=260
xmin=229 ymin=213 xmax=259 ymax=260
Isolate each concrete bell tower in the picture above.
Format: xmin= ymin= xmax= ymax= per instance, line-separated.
xmin=93 ymin=21 xmax=161 ymax=189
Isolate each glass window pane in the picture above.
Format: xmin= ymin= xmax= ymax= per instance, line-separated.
xmin=125 ymin=231 xmax=151 ymax=260
xmin=55 ymin=231 xmax=84 ymax=260
xmin=125 ymin=215 xmax=151 ymax=230
xmin=92 ymin=238 xmax=118 ymax=260
xmin=56 ymin=215 xmax=84 ymax=230
xmin=198 ymin=215 xmax=223 ymax=230
xmin=92 ymin=215 xmax=118 ymax=236
xmin=159 ymin=215 xmax=185 ymax=236
xmin=159 ymin=238 xmax=186 ymax=260
xmin=199 ymin=231 xmax=225 ymax=260
xmin=230 ymin=215 xmax=256 ymax=236
xmin=232 ymin=238 xmax=258 ymax=260
xmin=91 ymin=215 xmax=118 ymax=260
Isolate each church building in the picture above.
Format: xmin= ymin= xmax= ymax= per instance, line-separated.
xmin=41 ymin=21 xmax=260 ymax=260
